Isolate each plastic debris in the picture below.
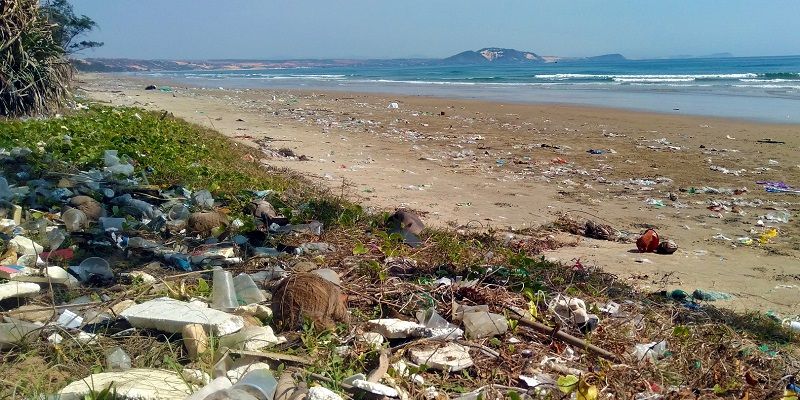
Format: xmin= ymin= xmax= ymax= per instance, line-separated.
xmin=461 ymin=311 xmax=508 ymax=339
xmin=57 ymin=369 xmax=194 ymax=400
xmin=120 ymin=297 xmax=244 ymax=336
xmin=692 ymin=289 xmax=732 ymax=301
xmin=408 ymin=343 xmax=473 ymax=372
xmin=636 ymin=229 xmax=659 ymax=252
xmin=633 ymin=341 xmax=668 ymax=363
xmin=367 ymin=318 xmax=426 ymax=339
xmin=106 ymin=346 xmax=132 ymax=371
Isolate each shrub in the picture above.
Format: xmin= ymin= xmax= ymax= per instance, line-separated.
xmin=0 ymin=0 xmax=72 ymax=117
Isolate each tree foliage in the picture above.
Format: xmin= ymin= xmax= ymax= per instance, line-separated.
xmin=41 ymin=0 xmax=103 ymax=54
xmin=0 ymin=0 xmax=72 ymax=116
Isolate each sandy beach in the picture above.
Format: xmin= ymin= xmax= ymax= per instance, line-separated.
xmin=77 ymin=73 xmax=800 ymax=315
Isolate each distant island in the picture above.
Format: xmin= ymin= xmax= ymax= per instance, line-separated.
xmin=444 ymin=47 xmax=626 ymax=64
xmin=74 ymin=47 xmax=628 ymax=72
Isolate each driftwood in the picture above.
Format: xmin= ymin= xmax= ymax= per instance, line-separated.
xmin=508 ymin=309 xmax=619 ymax=362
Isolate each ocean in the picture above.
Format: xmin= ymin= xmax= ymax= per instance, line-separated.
xmin=138 ymin=55 xmax=800 ymax=123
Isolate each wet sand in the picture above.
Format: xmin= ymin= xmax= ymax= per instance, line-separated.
xmin=77 ymin=73 xmax=800 ymax=316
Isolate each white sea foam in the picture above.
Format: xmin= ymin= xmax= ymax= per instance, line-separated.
xmin=534 ymin=73 xmax=758 ymax=81
xmin=732 ymin=84 xmax=800 ymax=89
xmin=613 ymin=77 xmax=696 ymax=83
xmin=739 ymin=78 xmax=800 ymax=83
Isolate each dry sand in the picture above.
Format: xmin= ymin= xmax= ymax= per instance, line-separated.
xmin=77 ymin=73 xmax=800 ymax=316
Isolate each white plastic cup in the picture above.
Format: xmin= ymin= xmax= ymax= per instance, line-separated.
xmin=62 ymin=208 xmax=87 ymax=232
xmin=168 ymin=204 xmax=190 ymax=221
xmin=212 ymin=269 xmax=238 ymax=311
xmin=232 ymin=369 xmax=277 ymax=400
xmin=783 ymin=319 xmax=800 ymax=332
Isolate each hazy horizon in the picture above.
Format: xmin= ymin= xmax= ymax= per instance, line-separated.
xmin=71 ymin=1 xmax=800 ymax=60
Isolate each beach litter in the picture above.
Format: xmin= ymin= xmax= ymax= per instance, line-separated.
xmin=636 ymin=229 xmax=660 ymax=252
xmin=1 ymin=109 xmax=798 ymax=400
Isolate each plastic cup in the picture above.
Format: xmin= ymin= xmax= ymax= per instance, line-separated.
xmin=212 ymin=268 xmax=238 ymax=310
xmin=77 ymin=257 xmax=114 ymax=282
xmin=168 ymin=204 xmax=190 ymax=221
xmin=232 ymin=369 xmax=277 ymax=400
xmin=233 ymin=274 xmax=267 ymax=305
xmin=62 ymin=208 xmax=87 ymax=232
xmin=99 ymin=217 xmax=125 ymax=231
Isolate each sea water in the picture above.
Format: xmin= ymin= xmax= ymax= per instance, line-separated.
xmin=136 ymin=55 xmax=800 ymax=123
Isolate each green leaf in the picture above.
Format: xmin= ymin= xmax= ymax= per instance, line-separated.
xmin=577 ymin=380 xmax=599 ymax=400
xmin=672 ymin=325 xmax=690 ymax=337
xmin=352 ymin=241 xmax=368 ymax=255
xmin=713 ymin=384 xmax=726 ymax=395
xmin=557 ymin=374 xmax=579 ymax=394
xmin=196 ymin=278 xmax=211 ymax=296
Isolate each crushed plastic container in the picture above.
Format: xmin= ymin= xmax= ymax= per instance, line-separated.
xmin=106 ymin=346 xmax=132 ymax=370
xmin=99 ymin=217 xmax=125 ymax=231
xmin=192 ymin=189 xmax=215 ymax=209
xmin=46 ymin=229 xmax=66 ymax=250
xmin=462 ymin=311 xmax=508 ymax=338
xmin=633 ymin=340 xmax=667 ymax=362
xmin=233 ymin=274 xmax=267 ymax=305
xmin=71 ymin=257 xmax=114 ymax=284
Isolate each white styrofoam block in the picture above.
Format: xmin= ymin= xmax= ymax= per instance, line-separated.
xmin=366 ymin=318 xmax=425 ymax=339
xmin=0 ymin=281 xmax=40 ymax=301
xmin=120 ymin=297 xmax=244 ymax=336
xmin=409 ymin=343 xmax=473 ymax=372
xmin=58 ymin=369 xmax=194 ymax=400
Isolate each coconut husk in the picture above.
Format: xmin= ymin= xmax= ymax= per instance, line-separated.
xmin=68 ymin=196 xmax=105 ymax=220
xmin=387 ymin=210 xmax=424 ymax=235
xmin=187 ymin=211 xmax=229 ymax=234
xmin=248 ymin=199 xmax=278 ymax=220
xmin=271 ymin=273 xmax=349 ymax=331
xmin=584 ymin=219 xmax=618 ymax=241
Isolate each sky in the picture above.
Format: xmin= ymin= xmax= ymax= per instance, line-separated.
xmin=70 ymin=0 xmax=800 ymax=60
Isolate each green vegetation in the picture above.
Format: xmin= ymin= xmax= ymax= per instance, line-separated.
xmin=0 ymin=0 xmax=72 ymax=116
xmin=0 ymin=106 xmax=294 ymax=205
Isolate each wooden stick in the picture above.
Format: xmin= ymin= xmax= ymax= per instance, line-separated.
xmin=509 ymin=312 xmax=619 ymax=362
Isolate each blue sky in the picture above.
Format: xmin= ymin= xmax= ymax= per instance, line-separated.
xmin=71 ymin=0 xmax=800 ymax=60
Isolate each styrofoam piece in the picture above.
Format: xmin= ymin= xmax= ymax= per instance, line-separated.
xmin=58 ymin=369 xmax=194 ymax=400
xmin=120 ymin=297 xmax=244 ymax=336
xmin=0 ymin=281 xmax=40 ymax=301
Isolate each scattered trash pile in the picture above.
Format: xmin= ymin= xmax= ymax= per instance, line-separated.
xmin=1 ymin=145 xmax=799 ymax=399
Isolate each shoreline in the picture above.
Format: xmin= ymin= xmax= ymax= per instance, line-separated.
xmin=132 ymin=72 xmax=800 ymax=125
xmin=77 ymin=72 xmax=800 ymax=315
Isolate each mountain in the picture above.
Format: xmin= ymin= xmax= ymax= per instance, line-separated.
xmin=585 ymin=53 xmax=626 ymax=62
xmin=442 ymin=48 xmax=627 ymax=64
xmin=443 ymin=47 xmax=543 ymax=64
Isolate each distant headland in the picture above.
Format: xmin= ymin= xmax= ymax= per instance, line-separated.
xmin=74 ymin=47 xmax=627 ymax=72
